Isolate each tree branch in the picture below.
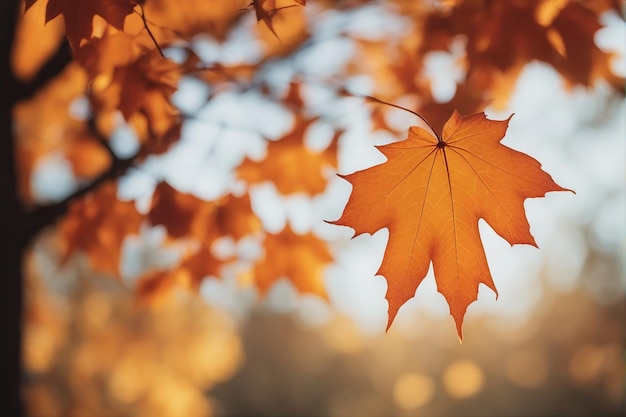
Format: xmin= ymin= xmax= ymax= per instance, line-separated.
xmin=24 ymin=128 xmax=146 ymax=241
xmin=13 ymin=39 xmax=72 ymax=102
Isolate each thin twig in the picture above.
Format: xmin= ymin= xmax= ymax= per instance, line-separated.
xmin=137 ymin=3 xmax=164 ymax=57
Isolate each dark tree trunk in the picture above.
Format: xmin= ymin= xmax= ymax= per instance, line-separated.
xmin=1 ymin=1 xmax=25 ymax=416
xmin=1 ymin=2 xmax=71 ymax=415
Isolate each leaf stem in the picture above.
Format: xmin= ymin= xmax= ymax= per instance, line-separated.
xmin=348 ymin=91 xmax=441 ymax=141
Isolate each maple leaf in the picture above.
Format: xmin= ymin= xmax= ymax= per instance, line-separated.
xmin=93 ymin=50 xmax=180 ymax=123
xmin=237 ymin=116 xmax=341 ymax=195
xmin=419 ymin=0 xmax=624 ymax=102
xmin=330 ymin=111 xmax=571 ymax=339
xmin=148 ymin=182 xmax=219 ymax=240
xmin=59 ymin=182 xmax=143 ymax=277
xmin=78 ymin=34 xmax=182 ymax=149
xmin=75 ymin=32 xmax=142 ymax=76
xmin=13 ymin=0 xmax=65 ymax=81
xmin=148 ymin=182 xmax=261 ymax=241
xmin=25 ymin=0 xmax=136 ymax=50
xmin=252 ymin=225 xmax=332 ymax=299
xmin=136 ymin=182 xmax=262 ymax=304
xmin=135 ymin=241 xmax=226 ymax=306
xmin=548 ymin=2 xmax=625 ymax=90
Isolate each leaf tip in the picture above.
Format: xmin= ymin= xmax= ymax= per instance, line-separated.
xmin=386 ymin=300 xmax=400 ymax=332
xmin=322 ymin=218 xmax=340 ymax=227
xmin=450 ymin=307 xmax=467 ymax=342
xmin=323 ymin=218 xmax=357 ymax=238
xmin=455 ymin=319 xmax=464 ymax=343
xmin=335 ymin=172 xmax=355 ymax=185
xmin=385 ymin=316 xmax=394 ymax=333
xmin=560 ymin=185 xmax=576 ymax=195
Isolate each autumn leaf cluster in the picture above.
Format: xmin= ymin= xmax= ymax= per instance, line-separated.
xmin=13 ymin=0 xmax=623 ymax=337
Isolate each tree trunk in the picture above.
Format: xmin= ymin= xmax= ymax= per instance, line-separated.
xmin=1 ymin=0 xmax=25 ymax=415
xmin=1 ymin=2 xmax=69 ymax=414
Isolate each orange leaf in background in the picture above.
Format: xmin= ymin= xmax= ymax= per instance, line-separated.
xmin=331 ymin=111 xmax=571 ymax=339
xmin=238 ymin=116 xmax=341 ymax=195
xmin=75 ymin=32 xmax=141 ymax=77
xmin=148 ymin=182 xmax=261 ymax=241
xmin=59 ymin=182 xmax=143 ymax=277
xmin=78 ymin=33 xmax=182 ymax=146
xmin=149 ymin=182 xmax=218 ymax=240
xmin=419 ymin=0 xmax=624 ymax=101
xmin=548 ymin=2 xmax=625 ymax=90
xmin=252 ymin=225 xmax=332 ymax=299
xmin=137 ymin=182 xmax=262 ymax=304
xmin=12 ymin=0 xmax=65 ymax=81
xmin=117 ymin=53 xmax=181 ymax=136
xmin=135 ymin=242 xmax=225 ymax=306
xmin=25 ymin=0 xmax=136 ymax=50
xmin=214 ymin=193 xmax=264 ymax=241
xmin=92 ymin=50 xmax=180 ymax=123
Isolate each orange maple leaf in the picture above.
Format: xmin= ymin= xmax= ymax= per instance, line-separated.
xmin=136 ymin=182 xmax=262 ymax=304
xmin=330 ymin=111 xmax=571 ymax=339
xmin=238 ymin=116 xmax=341 ymax=195
xmin=25 ymin=0 xmax=136 ymax=50
xmin=148 ymin=182 xmax=219 ymax=240
xmin=77 ymin=33 xmax=182 ymax=147
xmin=92 ymin=50 xmax=180 ymax=124
xmin=135 ymin=240 xmax=226 ymax=306
xmin=420 ymin=0 xmax=624 ymax=99
xmin=59 ymin=182 xmax=143 ymax=277
xmin=148 ymin=182 xmax=261 ymax=241
xmin=13 ymin=0 xmax=65 ymax=81
xmin=252 ymin=225 xmax=332 ymax=299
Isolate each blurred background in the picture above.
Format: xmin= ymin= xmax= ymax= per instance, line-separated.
xmin=13 ymin=1 xmax=625 ymax=416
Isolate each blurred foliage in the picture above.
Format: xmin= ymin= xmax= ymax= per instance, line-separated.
xmin=23 ymin=234 xmax=242 ymax=417
xmin=24 ymin=233 xmax=623 ymax=416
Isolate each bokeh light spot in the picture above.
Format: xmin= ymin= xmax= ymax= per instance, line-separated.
xmin=393 ymin=372 xmax=435 ymax=410
xmin=442 ymin=360 xmax=485 ymax=399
